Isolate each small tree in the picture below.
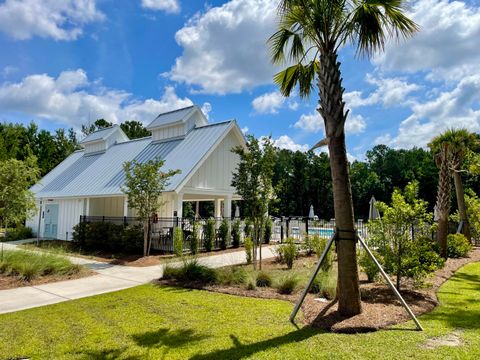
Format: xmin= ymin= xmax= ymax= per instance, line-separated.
xmin=0 ymin=156 xmax=39 ymax=232
xmin=232 ymin=135 xmax=275 ymax=270
xmin=173 ymin=227 xmax=183 ymax=257
xmin=190 ymin=220 xmax=200 ymax=255
xmin=369 ymin=181 xmax=442 ymax=289
xmin=121 ymin=158 xmax=179 ymax=256
xmin=231 ymin=219 xmax=241 ymax=248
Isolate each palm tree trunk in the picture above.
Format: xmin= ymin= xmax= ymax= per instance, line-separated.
xmin=318 ymin=51 xmax=361 ymax=316
xmin=453 ymin=166 xmax=471 ymax=241
xmin=435 ymin=146 xmax=451 ymax=258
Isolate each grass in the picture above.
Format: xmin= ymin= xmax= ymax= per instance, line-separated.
xmin=0 ymin=249 xmax=82 ymax=281
xmin=0 ymin=262 xmax=479 ymax=359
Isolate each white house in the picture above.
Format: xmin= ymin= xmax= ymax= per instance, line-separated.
xmin=26 ymin=105 xmax=246 ymax=240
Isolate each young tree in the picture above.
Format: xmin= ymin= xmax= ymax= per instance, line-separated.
xmin=0 ymin=156 xmax=39 ymax=231
xmin=232 ymin=135 xmax=275 ymax=270
xmin=269 ymin=0 xmax=418 ymax=316
xmin=121 ymin=158 xmax=180 ymax=256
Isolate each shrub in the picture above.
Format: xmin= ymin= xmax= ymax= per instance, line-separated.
xmin=204 ymin=219 xmax=216 ymax=252
xmin=121 ymin=224 xmax=144 ymax=253
xmin=217 ymin=266 xmax=247 ymax=285
xmin=190 ymin=221 xmax=200 ymax=255
xmin=313 ymin=235 xmax=332 ymax=271
xmin=359 ymin=249 xmax=381 ymax=282
xmin=244 ymin=237 xmax=253 ymax=264
xmin=447 ymin=233 xmax=472 ymax=258
xmin=4 ymin=225 xmax=33 ymax=242
xmin=231 ymin=220 xmax=241 ymax=248
xmin=302 ymin=234 xmax=317 ymax=256
xmin=72 ymin=221 xmax=124 ymax=253
xmin=219 ymin=219 xmax=230 ymax=250
xmin=246 ymin=278 xmax=256 ymax=290
xmin=309 ymin=271 xmax=336 ymax=299
xmin=263 ymin=217 xmax=272 ymax=244
xmin=276 ymin=237 xmax=297 ymax=269
xmin=0 ymin=250 xmax=81 ymax=281
xmin=255 ymin=271 xmax=272 ymax=287
xmin=163 ymin=259 xmax=217 ymax=284
xmin=276 ymin=273 xmax=300 ymax=294
xmin=173 ymin=227 xmax=184 ymax=257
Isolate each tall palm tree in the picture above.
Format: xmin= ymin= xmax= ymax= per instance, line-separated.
xmin=269 ymin=0 xmax=418 ymax=316
xmin=429 ymin=129 xmax=478 ymax=246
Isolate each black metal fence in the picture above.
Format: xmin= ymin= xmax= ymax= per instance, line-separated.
xmin=78 ymin=215 xmax=370 ymax=253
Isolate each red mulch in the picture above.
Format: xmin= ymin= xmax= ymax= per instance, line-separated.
xmin=157 ymin=248 xmax=480 ymax=333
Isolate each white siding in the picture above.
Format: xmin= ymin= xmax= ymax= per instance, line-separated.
xmin=84 ymin=141 xmax=106 ymax=154
xmin=27 ymin=199 xmax=83 ymax=240
xmin=184 ymin=131 xmax=239 ymax=191
xmin=126 ymin=193 xmax=174 ymax=217
xmin=152 ymin=124 xmax=185 ymax=141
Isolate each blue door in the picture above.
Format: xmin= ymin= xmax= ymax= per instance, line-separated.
xmin=44 ymin=204 xmax=59 ymax=239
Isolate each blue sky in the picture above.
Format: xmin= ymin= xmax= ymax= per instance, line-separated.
xmin=0 ymin=0 xmax=479 ymax=160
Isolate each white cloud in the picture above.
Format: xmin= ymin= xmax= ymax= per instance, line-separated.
xmin=167 ymin=0 xmax=278 ymax=94
xmin=0 ymin=69 xmax=194 ymax=127
xmin=241 ymin=126 xmax=249 ymax=134
xmin=201 ymin=102 xmax=212 ymax=119
xmin=294 ymin=112 xmax=366 ymax=134
xmin=388 ymin=74 xmax=480 ymax=148
xmin=272 ymin=135 xmax=309 ymax=152
xmin=344 ymin=75 xmax=420 ymax=109
xmin=252 ymin=91 xmax=285 ymax=114
xmin=374 ymin=0 xmax=480 ymax=81
xmin=141 ymin=0 xmax=180 ymax=13
xmin=0 ymin=0 xmax=104 ymax=40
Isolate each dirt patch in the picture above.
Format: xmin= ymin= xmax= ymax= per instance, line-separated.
xmin=0 ymin=268 xmax=95 ymax=290
xmin=156 ymin=248 xmax=480 ymax=333
xmin=422 ymin=330 xmax=464 ymax=349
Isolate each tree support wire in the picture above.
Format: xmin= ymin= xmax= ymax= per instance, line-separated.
xmin=290 ymin=232 xmax=423 ymax=331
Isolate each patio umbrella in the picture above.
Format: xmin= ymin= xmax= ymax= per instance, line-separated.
xmin=235 ymin=205 xmax=240 ymax=218
xmin=368 ymin=196 xmax=381 ymax=221
xmin=308 ymin=205 xmax=315 ymax=219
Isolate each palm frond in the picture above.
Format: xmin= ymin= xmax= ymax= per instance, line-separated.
xmin=273 ymin=61 xmax=318 ymax=98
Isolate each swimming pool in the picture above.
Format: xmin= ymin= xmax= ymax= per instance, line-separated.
xmin=291 ymin=227 xmax=335 ymax=237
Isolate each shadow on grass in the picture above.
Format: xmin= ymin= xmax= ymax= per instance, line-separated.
xmin=131 ymin=328 xmax=209 ymax=348
xmin=76 ymin=347 xmax=142 ymax=360
xmin=190 ymin=327 xmax=319 ymax=360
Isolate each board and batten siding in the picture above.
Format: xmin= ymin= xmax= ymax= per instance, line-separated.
xmin=152 ymin=124 xmax=185 ymax=141
xmin=26 ymin=198 xmax=84 ymax=241
xmin=89 ymin=197 xmax=124 ymax=217
xmin=184 ymin=131 xmax=239 ymax=191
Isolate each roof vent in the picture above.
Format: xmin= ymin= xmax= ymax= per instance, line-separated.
xmin=146 ymin=105 xmax=208 ymax=142
xmin=80 ymin=125 xmax=129 ymax=155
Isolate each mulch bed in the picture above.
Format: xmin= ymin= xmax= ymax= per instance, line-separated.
xmin=22 ymin=240 xmax=248 ymax=267
xmin=0 ymin=268 xmax=94 ymax=291
xmin=156 ymin=248 xmax=480 ymax=333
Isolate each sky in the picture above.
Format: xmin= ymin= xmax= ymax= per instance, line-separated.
xmin=0 ymin=0 xmax=479 ymax=160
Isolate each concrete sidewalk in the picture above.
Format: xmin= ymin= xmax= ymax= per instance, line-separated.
xmin=0 ymin=242 xmax=276 ymax=314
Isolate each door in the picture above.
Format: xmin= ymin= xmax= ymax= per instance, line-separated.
xmin=44 ymin=204 xmax=59 ymax=239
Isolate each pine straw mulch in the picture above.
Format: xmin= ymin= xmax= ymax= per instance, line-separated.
xmin=156 ymin=247 xmax=480 ymax=333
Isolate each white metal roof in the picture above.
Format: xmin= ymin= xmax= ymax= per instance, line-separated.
xmin=146 ymin=105 xmax=207 ymax=130
xmin=79 ymin=125 xmax=127 ymax=144
xmin=31 ymin=121 xmax=238 ymax=198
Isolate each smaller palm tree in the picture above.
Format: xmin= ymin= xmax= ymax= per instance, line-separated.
xmin=430 ymin=129 xmax=478 ymax=245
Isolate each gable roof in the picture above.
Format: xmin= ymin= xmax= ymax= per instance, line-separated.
xmin=146 ymin=105 xmax=207 ymax=130
xmin=79 ymin=125 xmax=128 ymax=144
xmin=31 ymin=121 xmax=239 ymax=198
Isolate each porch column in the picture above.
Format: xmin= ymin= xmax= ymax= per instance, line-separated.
xmin=214 ymin=198 xmax=222 ymax=218
xmin=223 ymin=194 xmax=232 ymax=219
xmin=84 ymin=198 xmax=90 ymax=216
xmin=174 ymin=193 xmax=184 ymax=218
xmin=123 ymin=197 xmax=128 ymax=217
xmin=195 ymin=201 xmax=200 ymax=219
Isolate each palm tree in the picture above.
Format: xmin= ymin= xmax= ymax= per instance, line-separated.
xmin=429 ymin=141 xmax=451 ymax=258
xmin=269 ymin=0 xmax=418 ymax=316
xmin=429 ymin=129 xmax=478 ymax=247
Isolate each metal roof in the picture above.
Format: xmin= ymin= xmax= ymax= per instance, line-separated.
xmin=79 ymin=125 xmax=124 ymax=144
xmin=146 ymin=105 xmax=197 ymax=129
xmin=32 ymin=121 xmax=235 ymax=198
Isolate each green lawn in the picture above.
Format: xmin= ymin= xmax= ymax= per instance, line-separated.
xmin=0 ymin=263 xmax=479 ymax=359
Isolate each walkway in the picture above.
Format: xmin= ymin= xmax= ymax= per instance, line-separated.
xmin=0 ymin=242 xmax=276 ymax=315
